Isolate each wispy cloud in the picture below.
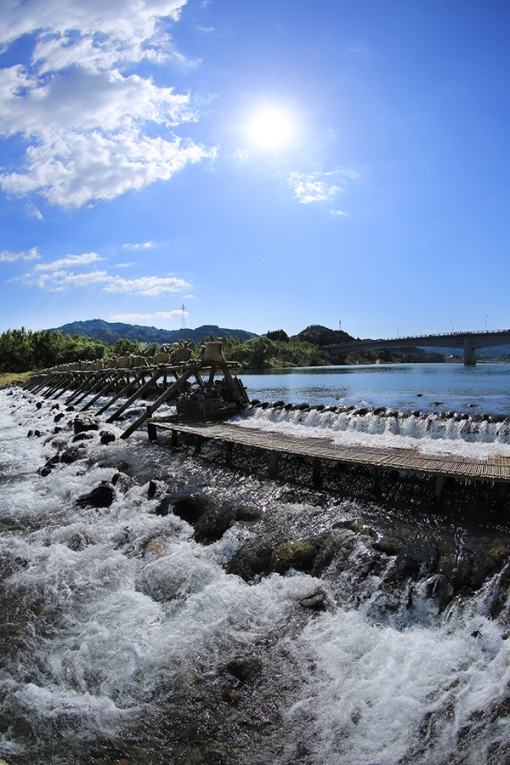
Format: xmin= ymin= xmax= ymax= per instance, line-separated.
xmin=0 ymin=1 xmax=216 ymax=208
xmin=34 ymin=252 xmax=102 ymax=271
xmin=110 ymin=313 xmax=153 ymax=323
xmin=122 ymin=241 xmax=155 ymax=250
xmin=288 ymin=170 xmax=357 ymax=205
xmin=110 ymin=309 xmax=187 ymax=324
xmin=104 ymin=275 xmax=189 ymax=296
xmin=0 ymin=247 xmax=41 ymax=262
xmin=20 ymin=248 xmax=190 ymax=295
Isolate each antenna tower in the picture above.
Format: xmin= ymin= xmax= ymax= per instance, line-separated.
xmin=181 ymin=304 xmax=186 ymax=330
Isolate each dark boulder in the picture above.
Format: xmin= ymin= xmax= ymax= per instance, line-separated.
xmin=73 ymin=416 xmax=99 ymax=435
xmin=76 ymin=484 xmax=115 ymax=509
xmin=60 ymin=445 xmax=86 ymax=464
xmin=154 ymin=490 xmax=210 ymax=522
xmin=72 ymin=432 xmax=94 ymax=442
xmin=100 ymin=431 xmax=116 ymax=445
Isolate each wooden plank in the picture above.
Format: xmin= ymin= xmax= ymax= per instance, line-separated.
xmin=148 ymin=420 xmax=510 ymax=485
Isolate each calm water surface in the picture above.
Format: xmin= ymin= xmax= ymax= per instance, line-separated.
xmin=240 ymin=363 xmax=510 ymax=414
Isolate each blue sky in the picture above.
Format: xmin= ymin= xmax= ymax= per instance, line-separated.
xmin=0 ymin=0 xmax=509 ymax=339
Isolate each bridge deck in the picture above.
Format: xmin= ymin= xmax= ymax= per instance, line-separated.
xmin=150 ymin=419 xmax=510 ymax=483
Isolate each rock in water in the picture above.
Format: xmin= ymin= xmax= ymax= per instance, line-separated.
xmin=76 ymin=484 xmax=115 ymax=509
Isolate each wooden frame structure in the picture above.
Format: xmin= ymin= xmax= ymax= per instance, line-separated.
xmin=147 ymin=419 xmax=510 ymax=507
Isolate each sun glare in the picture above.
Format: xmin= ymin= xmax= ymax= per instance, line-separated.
xmin=247 ymin=108 xmax=294 ymax=148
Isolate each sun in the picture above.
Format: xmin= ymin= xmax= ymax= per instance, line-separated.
xmin=247 ymin=108 xmax=294 ymax=148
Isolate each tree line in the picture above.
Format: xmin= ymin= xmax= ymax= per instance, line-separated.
xmin=0 ymin=325 xmax=445 ymax=374
xmin=0 ymin=327 xmax=326 ymax=373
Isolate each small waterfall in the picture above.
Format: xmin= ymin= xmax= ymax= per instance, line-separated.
xmin=236 ymin=404 xmax=510 ymax=458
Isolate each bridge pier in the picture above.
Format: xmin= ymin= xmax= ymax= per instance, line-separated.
xmin=463 ymin=337 xmax=476 ymax=366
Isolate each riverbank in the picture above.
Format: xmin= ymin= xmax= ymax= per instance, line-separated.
xmin=0 ymin=372 xmax=31 ymax=388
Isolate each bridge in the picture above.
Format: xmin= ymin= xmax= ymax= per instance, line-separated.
xmin=322 ymin=329 xmax=510 ymax=366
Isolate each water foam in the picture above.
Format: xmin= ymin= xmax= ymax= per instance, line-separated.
xmin=234 ymin=406 xmax=510 ymax=458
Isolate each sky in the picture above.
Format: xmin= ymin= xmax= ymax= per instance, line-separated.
xmin=0 ymin=0 xmax=510 ymax=340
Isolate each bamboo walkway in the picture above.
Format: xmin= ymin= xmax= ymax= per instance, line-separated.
xmin=149 ymin=419 xmax=510 ymax=503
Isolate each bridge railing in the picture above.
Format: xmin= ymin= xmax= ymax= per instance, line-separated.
xmin=332 ymin=329 xmax=510 ymax=345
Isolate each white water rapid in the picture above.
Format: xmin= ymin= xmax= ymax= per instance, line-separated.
xmin=1 ymin=388 xmax=510 ymax=764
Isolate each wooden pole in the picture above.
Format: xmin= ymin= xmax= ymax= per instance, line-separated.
xmin=106 ymin=369 xmax=164 ymax=422
xmin=269 ymin=450 xmax=279 ymax=479
xmin=96 ymin=369 xmax=148 ymax=416
xmin=372 ymin=466 xmax=382 ymax=496
xmin=146 ymin=406 xmax=157 ymax=441
xmin=312 ymin=457 xmax=322 ymax=487
xmin=80 ymin=370 xmax=126 ymax=411
xmin=435 ymin=475 xmax=445 ymax=504
xmin=120 ymin=367 xmax=194 ymax=439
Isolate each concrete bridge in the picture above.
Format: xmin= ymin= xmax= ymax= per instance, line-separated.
xmin=322 ymin=329 xmax=510 ymax=366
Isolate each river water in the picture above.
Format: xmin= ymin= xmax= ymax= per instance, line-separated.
xmin=240 ymin=362 xmax=510 ymax=414
xmin=1 ymin=367 xmax=510 ymax=764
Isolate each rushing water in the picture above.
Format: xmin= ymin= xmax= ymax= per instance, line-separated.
xmin=240 ymin=363 xmax=510 ymax=414
xmin=2 ymin=372 xmax=510 ymax=764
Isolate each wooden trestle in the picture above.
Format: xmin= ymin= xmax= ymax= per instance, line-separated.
xmin=23 ymin=362 xmax=246 ymax=440
xmin=147 ymin=419 xmax=510 ymax=505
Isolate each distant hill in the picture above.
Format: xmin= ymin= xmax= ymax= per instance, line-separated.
xmin=49 ymin=319 xmax=258 ymax=345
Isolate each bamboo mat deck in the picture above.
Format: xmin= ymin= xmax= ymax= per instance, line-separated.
xmin=151 ymin=420 xmax=510 ymax=483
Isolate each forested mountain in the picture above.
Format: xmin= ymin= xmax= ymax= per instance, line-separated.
xmin=50 ymin=319 xmax=257 ymax=344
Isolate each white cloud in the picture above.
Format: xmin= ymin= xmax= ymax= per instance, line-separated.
xmin=34 ymin=251 xmax=102 ymax=271
xmin=110 ymin=313 xmax=153 ymax=323
xmin=289 ymin=170 xmax=357 ymax=205
xmin=123 ymin=241 xmax=155 ymax=249
xmin=103 ymin=275 xmax=189 ymax=296
xmin=110 ymin=309 xmax=186 ymax=323
xmin=154 ymin=309 xmax=187 ymax=319
xmin=0 ymin=0 xmax=216 ymax=207
xmin=21 ymin=254 xmax=190 ymax=294
xmin=0 ymin=246 xmax=41 ymax=262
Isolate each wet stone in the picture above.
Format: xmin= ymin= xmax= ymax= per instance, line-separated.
xmin=73 ymin=416 xmax=99 ymax=435
xmin=299 ymin=588 xmax=328 ymax=611
xmin=72 ymin=431 xmax=94 ymax=442
xmin=100 ymin=430 xmax=116 ymax=445
xmin=396 ymin=543 xmax=439 ymax=577
xmin=270 ymin=539 xmax=321 ymax=574
xmin=76 ymin=484 xmax=115 ymax=509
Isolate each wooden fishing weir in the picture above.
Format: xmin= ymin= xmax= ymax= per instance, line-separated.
xmin=147 ymin=419 xmax=510 ymax=505
xmin=23 ymin=342 xmax=510 ymax=506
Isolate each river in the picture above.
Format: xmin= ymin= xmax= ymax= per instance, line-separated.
xmin=1 ymin=366 xmax=510 ymax=764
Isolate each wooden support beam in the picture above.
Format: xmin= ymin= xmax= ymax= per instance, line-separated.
xmin=225 ymin=441 xmax=233 ymax=466
xmin=37 ymin=373 xmax=61 ymax=396
xmin=435 ymin=475 xmax=445 ymax=504
xmin=45 ymin=373 xmax=74 ymax=399
xmin=312 ymin=457 xmax=322 ymax=487
xmin=96 ymin=370 xmax=147 ymax=416
xmin=80 ymin=371 xmax=125 ymax=411
xmin=171 ymin=429 xmax=178 ymax=448
xmin=269 ymin=450 xmax=279 ymax=479
xmin=106 ymin=369 xmax=163 ymax=422
xmin=120 ymin=367 xmax=194 ymax=439
xmin=147 ymin=406 xmax=157 ymax=442
xmin=372 ymin=466 xmax=382 ymax=496
xmin=194 ymin=434 xmax=202 ymax=454
xmin=66 ymin=371 xmax=103 ymax=405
